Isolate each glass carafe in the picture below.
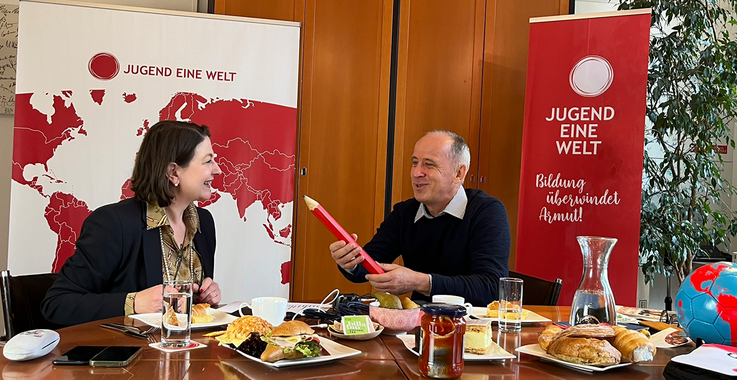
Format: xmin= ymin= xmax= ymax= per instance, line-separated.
xmin=570 ymin=236 xmax=617 ymax=326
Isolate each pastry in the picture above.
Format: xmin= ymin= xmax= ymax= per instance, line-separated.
xmin=464 ymin=318 xmax=493 ymax=354
xmin=216 ymin=315 xmax=274 ymax=346
xmin=485 ymin=300 xmax=530 ymax=319
xmin=611 ymin=326 xmax=656 ymax=363
xmin=546 ymin=336 xmax=622 ymax=366
xmin=164 ymin=306 xmax=179 ymax=326
xmin=538 ymin=324 xmax=563 ymax=350
xmin=192 ymin=303 xmax=215 ymax=324
xmin=554 ymin=324 xmax=615 ymax=340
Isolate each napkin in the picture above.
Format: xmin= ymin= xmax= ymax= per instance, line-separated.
xmin=671 ymin=344 xmax=737 ymax=376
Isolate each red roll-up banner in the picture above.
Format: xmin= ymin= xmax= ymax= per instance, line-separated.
xmin=515 ymin=9 xmax=651 ymax=306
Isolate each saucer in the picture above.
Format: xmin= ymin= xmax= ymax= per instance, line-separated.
xmin=328 ymin=325 xmax=383 ymax=340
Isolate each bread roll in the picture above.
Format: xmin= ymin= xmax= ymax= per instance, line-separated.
xmin=611 ymin=326 xmax=656 ymax=363
xmin=192 ymin=303 xmax=215 ymax=324
xmin=260 ymin=343 xmax=305 ymax=362
xmin=486 ymin=300 xmax=530 ymax=319
xmin=546 ymin=336 xmax=621 ymax=366
xmin=538 ymin=325 xmax=563 ymax=350
xmin=486 ymin=301 xmax=500 ymax=317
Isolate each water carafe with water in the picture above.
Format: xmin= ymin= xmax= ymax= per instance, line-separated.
xmin=570 ymin=236 xmax=617 ymax=326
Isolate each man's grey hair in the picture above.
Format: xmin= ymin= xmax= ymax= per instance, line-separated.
xmin=426 ymin=130 xmax=471 ymax=170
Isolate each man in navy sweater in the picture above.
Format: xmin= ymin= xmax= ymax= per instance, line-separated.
xmin=329 ymin=130 xmax=510 ymax=306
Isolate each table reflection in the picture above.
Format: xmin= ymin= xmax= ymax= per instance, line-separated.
xmin=157 ymin=351 xmax=190 ymax=380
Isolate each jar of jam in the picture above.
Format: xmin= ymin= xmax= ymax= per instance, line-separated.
xmin=419 ymin=304 xmax=466 ymax=378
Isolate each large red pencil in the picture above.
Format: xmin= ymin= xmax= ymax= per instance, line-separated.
xmin=303 ymin=195 xmax=385 ymax=274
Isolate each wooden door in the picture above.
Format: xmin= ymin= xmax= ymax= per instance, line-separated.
xmin=213 ymin=0 xmax=298 ymax=21
xmin=391 ymin=0 xmax=486 ymax=205
xmin=292 ymin=0 xmax=394 ymax=301
xmin=214 ymin=0 xmax=393 ymax=301
xmin=214 ymin=0 xmax=570 ymax=300
xmin=477 ymin=0 xmax=570 ymax=268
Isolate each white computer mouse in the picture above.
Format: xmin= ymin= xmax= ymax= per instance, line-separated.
xmin=3 ymin=329 xmax=60 ymax=361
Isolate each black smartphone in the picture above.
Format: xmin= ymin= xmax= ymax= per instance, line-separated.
xmin=52 ymin=346 xmax=107 ymax=366
xmin=89 ymin=346 xmax=142 ymax=367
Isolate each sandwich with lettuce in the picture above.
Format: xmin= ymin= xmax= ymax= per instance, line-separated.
xmin=260 ymin=320 xmax=324 ymax=362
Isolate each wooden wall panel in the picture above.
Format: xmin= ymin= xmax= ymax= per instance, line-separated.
xmin=215 ymin=0 xmax=570 ymax=300
xmin=477 ymin=0 xmax=570 ymax=269
xmin=392 ymin=0 xmax=486 ymax=205
xmin=215 ymin=0 xmax=392 ymax=301
xmin=214 ymin=0 xmax=297 ymax=21
xmin=292 ymin=0 xmax=393 ymax=301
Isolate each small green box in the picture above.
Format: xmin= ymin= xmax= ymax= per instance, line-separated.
xmin=342 ymin=315 xmax=373 ymax=335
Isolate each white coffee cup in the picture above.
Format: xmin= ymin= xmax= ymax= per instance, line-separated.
xmin=240 ymin=297 xmax=288 ymax=326
xmin=432 ymin=294 xmax=473 ymax=312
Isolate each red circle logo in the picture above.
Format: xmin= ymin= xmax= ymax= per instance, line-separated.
xmin=88 ymin=53 xmax=120 ymax=80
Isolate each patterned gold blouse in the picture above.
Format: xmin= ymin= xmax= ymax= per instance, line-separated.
xmin=124 ymin=202 xmax=203 ymax=315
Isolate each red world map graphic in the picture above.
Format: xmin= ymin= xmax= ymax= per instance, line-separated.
xmin=13 ymin=91 xmax=297 ymax=284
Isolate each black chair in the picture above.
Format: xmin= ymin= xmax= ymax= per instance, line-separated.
xmin=1 ymin=270 xmax=63 ymax=338
xmin=509 ymin=270 xmax=562 ymax=306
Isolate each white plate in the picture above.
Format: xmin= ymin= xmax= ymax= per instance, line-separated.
xmin=515 ymin=344 xmax=631 ymax=372
xmin=469 ymin=307 xmax=551 ymax=323
xmin=397 ymin=334 xmax=515 ymax=360
xmin=129 ymin=309 xmax=237 ymax=329
xmin=227 ymin=337 xmax=361 ymax=368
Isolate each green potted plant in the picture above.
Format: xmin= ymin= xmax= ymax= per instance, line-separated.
xmin=616 ymin=0 xmax=737 ymax=283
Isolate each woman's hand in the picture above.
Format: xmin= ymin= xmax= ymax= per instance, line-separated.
xmin=133 ymin=284 xmax=165 ymax=313
xmin=194 ymin=277 xmax=221 ymax=305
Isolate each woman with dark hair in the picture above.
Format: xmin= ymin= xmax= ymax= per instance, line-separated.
xmin=42 ymin=120 xmax=223 ymax=326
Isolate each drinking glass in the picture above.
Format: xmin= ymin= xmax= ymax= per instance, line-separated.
xmin=161 ymin=280 xmax=193 ymax=348
xmin=498 ymin=277 xmax=524 ymax=333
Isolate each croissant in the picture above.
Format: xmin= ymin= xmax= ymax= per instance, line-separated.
xmin=611 ymin=326 xmax=656 ymax=363
xmin=546 ymin=336 xmax=621 ymax=366
xmin=165 ymin=306 xmax=179 ymax=326
xmin=192 ymin=303 xmax=215 ymax=324
xmin=538 ymin=324 xmax=563 ymax=350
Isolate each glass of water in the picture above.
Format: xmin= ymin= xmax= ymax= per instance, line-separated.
xmin=498 ymin=277 xmax=524 ymax=333
xmin=161 ymin=280 xmax=193 ymax=347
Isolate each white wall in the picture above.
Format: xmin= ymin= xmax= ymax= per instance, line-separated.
xmin=0 ymin=0 xmax=201 ymax=337
xmin=575 ymin=0 xmax=618 ymax=14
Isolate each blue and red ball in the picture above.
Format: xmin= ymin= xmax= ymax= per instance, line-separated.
xmin=675 ymin=261 xmax=737 ymax=346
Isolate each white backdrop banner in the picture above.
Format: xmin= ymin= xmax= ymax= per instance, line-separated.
xmin=10 ymin=0 xmax=300 ymax=303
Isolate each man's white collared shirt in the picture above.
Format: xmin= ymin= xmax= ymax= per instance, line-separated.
xmin=414 ymin=186 xmax=467 ymax=222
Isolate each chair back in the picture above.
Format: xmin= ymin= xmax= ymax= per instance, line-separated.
xmin=509 ymin=270 xmax=562 ymax=306
xmin=1 ymin=270 xmax=63 ymax=338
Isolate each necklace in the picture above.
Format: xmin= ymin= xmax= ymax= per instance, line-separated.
xmin=161 ymin=228 xmax=194 ymax=283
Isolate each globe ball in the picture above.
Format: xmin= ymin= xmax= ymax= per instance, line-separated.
xmin=675 ymin=261 xmax=737 ymax=346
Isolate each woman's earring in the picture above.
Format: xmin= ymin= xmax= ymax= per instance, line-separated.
xmin=175 ymin=183 xmax=179 ymax=187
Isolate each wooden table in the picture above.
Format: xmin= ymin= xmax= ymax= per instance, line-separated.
xmin=0 ymin=306 xmax=692 ymax=379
